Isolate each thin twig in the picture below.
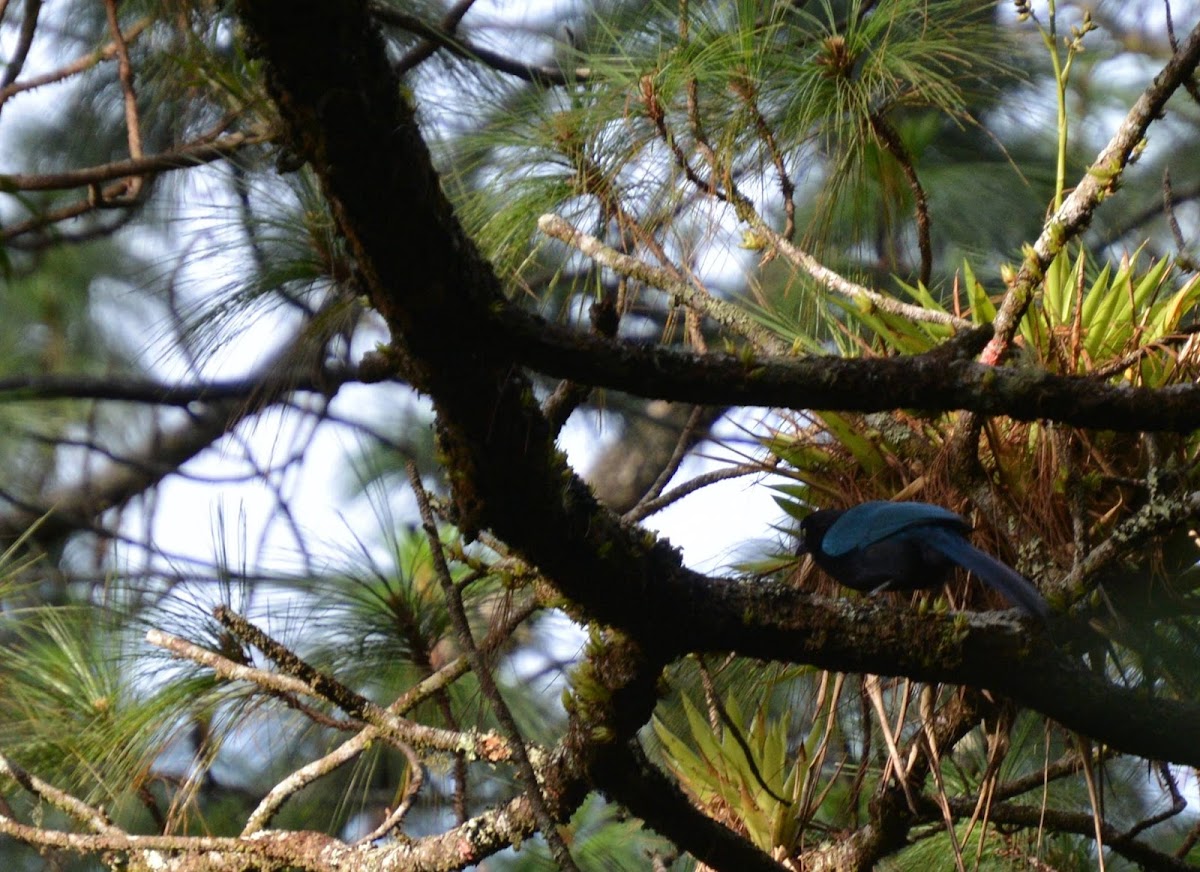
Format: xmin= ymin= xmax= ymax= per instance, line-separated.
xmin=733 ymin=74 xmax=795 ymax=240
xmin=392 ymin=0 xmax=478 ymax=75
xmin=539 ymin=214 xmax=788 ymax=353
xmin=242 ymin=724 xmax=370 ymax=836
xmin=748 ymin=216 xmax=969 ymax=329
xmin=352 ymin=738 xmax=425 ymax=845
xmin=624 ymin=462 xmax=764 ymax=523
xmin=375 ymin=3 xmax=589 ymax=85
xmin=103 ymin=0 xmax=144 ymax=199
xmin=0 ymin=753 xmax=117 ymax=834
xmin=870 ymin=113 xmax=932 ymax=289
xmin=643 ymin=67 xmax=953 ymax=330
xmin=640 ymin=72 xmax=724 ymax=201
xmin=1117 ymin=762 xmax=1186 ymax=842
xmin=0 ymin=0 xmax=40 ymax=97
xmin=2 ymin=131 xmax=262 ymax=243
xmin=1177 ymin=815 xmax=1200 ymax=858
xmin=241 ymin=598 xmax=538 ymax=835
xmin=0 ymin=131 xmax=257 ymax=193
xmin=1165 ymin=0 xmax=1200 ymax=107
xmin=542 ymin=278 xmax=623 ymax=435
xmin=625 ymin=405 xmax=708 ymax=518
xmin=1161 ymin=167 xmax=1197 ymax=269
xmin=0 ymin=14 xmax=151 ymax=106
xmin=405 ymin=461 xmax=581 ymax=872
xmin=149 ymin=622 xmax=510 ymax=761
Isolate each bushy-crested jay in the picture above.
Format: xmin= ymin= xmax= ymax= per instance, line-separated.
xmin=798 ymin=501 xmax=1050 ymax=620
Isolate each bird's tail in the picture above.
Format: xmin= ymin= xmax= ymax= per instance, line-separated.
xmin=924 ymin=527 xmax=1050 ymax=621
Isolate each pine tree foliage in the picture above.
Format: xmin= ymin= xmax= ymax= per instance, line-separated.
xmin=1 ymin=1 xmax=1200 ymax=870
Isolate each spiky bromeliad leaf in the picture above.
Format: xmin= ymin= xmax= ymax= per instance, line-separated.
xmin=653 ymin=692 xmax=806 ymax=853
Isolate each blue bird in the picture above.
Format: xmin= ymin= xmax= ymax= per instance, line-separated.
xmin=798 ymin=501 xmax=1050 ymax=620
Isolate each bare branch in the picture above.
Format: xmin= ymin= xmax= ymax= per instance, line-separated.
xmin=148 ymin=623 xmax=513 ymax=761
xmin=0 ymin=366 xmax=358 ymax=406
xmin=0 ymin=14 xmax=151 ymax=107
xmin=982 ymin=16 xmax=1200 ymax=364
xmin=539 ymin=213 xmax=789 ymax=354
xmin=0 ymin=0 xmax=40 ymax=96
xmin=0 ymin=132 xmax=261 ymax=193
xmin=103 ymin=0 xmax=144 ymax=199
xmin=407 ymin=461 xmax=580 ymax=871
xmin=0 ymin=753 xmax=118 ymax=834
xmin=371 ymin=2 xmax=589 ymax=85
xmin=242 ymin=597 xmax=539 ymax=835
xmin=870 ymin=112 xmax=933 ymax=289
xmin=624 ymin=462 xmax=764 ymax=524
xmin=747 ymin=217 xmax=969 ymax=329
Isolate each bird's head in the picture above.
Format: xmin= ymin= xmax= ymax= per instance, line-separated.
xmin=796 ymin=508 xmax=844 ymax=556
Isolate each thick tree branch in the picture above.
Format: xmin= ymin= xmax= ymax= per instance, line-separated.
xmin=494 ymin=309 xmax=1200 ymax=433
xmin=596 ymin=741 xmax=787 ymax=872
xmin=0 ymin=799 xmax=551 ymax=872
xmin=0 ymin=397 xmax=247 ymax=546
xmin=683 ymin=583 xmax=1200 ymax=768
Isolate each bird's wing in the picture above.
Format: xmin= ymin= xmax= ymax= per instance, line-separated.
xmin=822 ymin=501 xmax=966 ymax=557
xmin=921 ymin=525 xmax=1050 ymax=620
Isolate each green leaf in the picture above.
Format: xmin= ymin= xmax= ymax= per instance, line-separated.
xmin=1078 ymin=258 xmax=1116 ymax=330
xmin=962 ymin=261 xmax=996 ymax=324
xmin=818 ymin=412 xmax=886 ymax=474
xmin=1146 ymin=273 xmax=1200 ymax=341
xmin=773 ymin=494 xmax=812 ymax=522
xmin=764 ymin=438 xmax=834 ymax=472
xmin=1130 ymin=255 xmax=1172 ymax=318
xmin=1082 ymin=249 xmax=1142 ymax=359
xmin=1041 ymin=248 xmax=1073 ymax=327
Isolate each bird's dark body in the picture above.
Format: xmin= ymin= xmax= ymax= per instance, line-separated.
xmin=798 ymin=501 xmax=1049 ymax=619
